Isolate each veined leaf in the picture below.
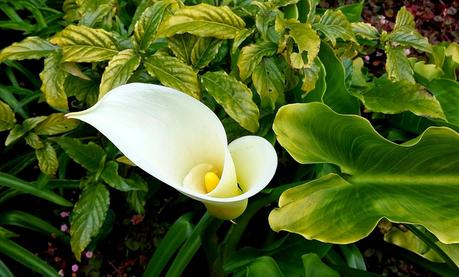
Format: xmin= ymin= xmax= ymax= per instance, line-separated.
xmin=79 ymin=4 xmax=113 ymax=27
xmin=99 ymin=49 xmax=141 ymax=98
xmin=302 ymin=254 xmax=339 ymax=277
xmin=63 ymin=0 xmax=80 ymax=21
xmin=24 ymin=132 xmax=45 ymax=149
xmin=5 ymin=116 xmax=47 ymax=146
xmin=201 ymin=71 xmax=259 ymax=133
xmin=252 ymin=57 xmax=285 ymax=110
xmin=144 ymin=54 xmax=200 ymax=99
xmin=64 ymin=75 xmax=99 ymax=106
xmin=394 ymin=6 xmax=415 ymax=30
xmin=157 ymin=3 xmax=245 ymax=39
xmin=101 ymin=161 xmax=144 ymax=191
xmin=0 ymin=37 xmax=56 ymax=63
xmin=39 ymin=51 xmax=69 ymax=110
xmin=315 ymin=10 xmax=356 ymax=46
xmin=70 ymin=184 xmax=109 ymax=260
xmin=426 ymin=78 xmax=459 ymax=126
xmin=300 ymin=58 xmax=321 ymax=94
xmin=270 ymin=102 xmax=459 ymax=244
xmin=36 ymin=142 xmax=59 ymax=176
xmin=50 ymin=25 xmax=118 ymax=62
xmin=76 ymin=0 xmax=115 ymax=15
xmin=288 ymin=22 xmax=320 ymax=68
xmin=56 ymin=137 xmax=106 ymax=173
xmin=133 ymin=1 xmax=174 ymax=51
xmin=386 ymin=46 xmax=414 ymax=83
xmin=238 ymin=42 xmax=277 ymax=80
xmin=351 ymin=22 xmax=379 ymax=40
xmin=191 ymin=37 xmax=222 ymax=69
xmin=361 ymin=77 xmax=445 ymax=120
xmin=0 ymin=100 xmax=15 ymax=132
xmin=168 ymin=34 xmax=197 ymax=64
xmin=34 ymin=113 xmax=79 ymax=136
xmin=386 ymin=26 xmax=432 ymax=53
xmin=231 ymin=28 xmax=254 ymax=54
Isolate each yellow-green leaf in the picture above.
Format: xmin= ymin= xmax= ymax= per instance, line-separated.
xmin=24 ymin=132 xmax=45 ymax=149
xmin=144 ymin=54 xmax=200 ymax=99
xmin=394 ymin=6 xmax=415 ymax=30
xmin=0 ymin=37 xmax=56 ymax=63
xmin=5 ymin=116 xmax=47 ymax=146
xmin=238 ymin=42 xmax=277 ymax=80
xmin=39 ymin=52 xmax=69 ymax=110
xmin=386 ymin=46 xmax=414 ymax=83
xmin=315 ymin=10 xmax=356 ymax=46
xmin=288 ymin=22 xmax=320 ymax=68
xmin=351 ymin=22 xmax=379 ymax=40
xmin=252 ymin=57 xmax=285 ymax=110
xmin=201 ymin=71 xmax=259 ymax=133
xmin=0 ymin=100 xmax=16 ymax=132
xmin=445 ymin=42 xmax=459 ymax=64
xmin=64 ymin=75 xmax=99 ymax=106
xmin=386 ymin=26 xmax=432 ymax=53
xmin=50 ymin=25 xmax=118 ymax=62
xmin=34 ymin=113 xmax=80 ymax=136
xmin=191 ymin=37 xmax=223 ymax=70
xmin=168 ymin=34 xmax=197 ymax=64
xmin=99 ymin=49 xmax=141 ymax=98
xmin=63 ymin=0 xmax=80 ymax=21
xmin=36 ymin=142 xmax=59 ymax=176
xmin=157 ymin=3 xmax=245 ymax=39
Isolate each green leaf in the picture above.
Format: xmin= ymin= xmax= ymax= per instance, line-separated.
xmin=0 ymin=37 xmax=56 ymax=63
xmin=0 ymin=238 xmax=59 ymax=277
xmin=237 ymin=42 xmax=277 ymax=80
xmin=79 ymin=4 xmax=113 ymax=27
xmin=101 ymin=161 xmax=144 ymax=191
xmin=0 ymin=172 xmax=72 ymax=207
xmin=63 ymin=0 xmax=80 ymax=21
xmin=288 ymin=22 xmax=320 ymax=68
xmin=270 ymin=102 xmax=459 ymax=244
xmin=55 ymin=137 xmax=106 ymax=172
xmin=315 ymin=10 xmax=356 ymax=46
xmin=99 ymin=49 xmax=141 ymax=97
xmin=386 ymin=26 xmax=432 ymax=53
xmin=319 ymin=42 xmax=359 ymax=114
xmin=252 ymin=57 xmax=285 ymax=110
xmin=64 ymin=75 xmax=99 ymax=106
xmin=302 ymin=253 xmax=339 ymax=277
xmin=351 ymin=22 xmax=379 ymax=40
xmin=191 ymin=37 xmax=223 ymax=70
xmin=50 ymin=25 xmax=118 ymax=62
xmin=157 ymin=3 xmax=245 ymax=39
xmin=34 ymin=113 xmax=79 ymax=136
xmin=133 ymin=1 xmax=174 ymax=51
xmin=302 ymin=58 xmax=326 ymax=102
xmin=426 ymin=78 xmax=459 ymax=126
xmin=24 ymin=132 xmax=45 ymax=149
xmin=300 ymin=58 xmax=321 ymax=94
xmin=36 ymin=142 xmax=59 ymax=176
xmin=445 ymin=42 xmax=459 ymax=64
xmin=167 ymin=34 xmax=197 ymax=64
xmin=386 ymin=46 xmax=414 ymax=83
xmin=231 ymin=28 xmax=254 ymax=54
xmin=394 ymin=6 xmax=415 ymax=30
xmin=144 ymin=54 xmax=200 ymax=99
xmin=337 ymin=2 xmax=364 ymax=22
xmin=0 ymin=100 xmax=15 ymax=132
xmin=70 ymin=184 xmax=109 ymax=260
xmin=5 ymin=116 xmax=47 ymax=146
xmin=201 ymin=71 xmax=259 ymax=133
xmin=361 ymin=77 xmax=445 ymax=120
xmin=0 ymin=259 xmax=13 ymax=277
xmin=339 ymin=245 xmax=366 ymax=270
xmin=246 ymin=256 xmax=284 ymax=277
xmin=39 ymin=52 xmax=69 ymax=110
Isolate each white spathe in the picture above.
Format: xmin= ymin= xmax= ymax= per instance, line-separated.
xmin=66 ymin=83 xmax=277 ymax=219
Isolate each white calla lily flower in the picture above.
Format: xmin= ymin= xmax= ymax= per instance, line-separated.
xmin=66 ymin=83 xmax=277 ymax=219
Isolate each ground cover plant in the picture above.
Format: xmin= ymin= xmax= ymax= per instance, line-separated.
xmin=0 ymin=0 xmax=459 ymax=276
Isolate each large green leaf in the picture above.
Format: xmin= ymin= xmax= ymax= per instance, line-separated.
xmin=50 ymin=25 xmax=118 ymax=62
xmin=302 ymin=253 xmax=339 ymax=277
xmin=0 ymin=100 xmax=15 ymax=132
xmin=144 ymin=54 xmax=200 ymax=99
xmin=0 ymin=37 xmax=56 ymax=63
xmin=270 ymin=102 xmax=459 ymax=244
xmin=426 ymin=78 xmax=459 ymax=126
xmin=288 ymin=22 xmax=320 ymax=68
xmin=39 ymin=52 xmax=69 ymax=110
xmin=99 ymin=49 xmax=141 ymax=97
xmin=246 ymin=256 xmax=284 ymax=277
xmin=157 ymin=3 xmax=245 ymax=39
xmin=319 ymin=42 xmax=359 ymax=114
xmin=386 ymin=46 xmax=414 ymax=83
xmin=201 ymin=71 xmax=259 ymax=133
xmin=314 ymin=10 xmax=355 ymax=46
xmin=70 ymin=184 xmax=109 ymax=260
xmin=237 ymin=42 xmax=277 ymax=80
xmin=252 ymin=57 xmax=285 ymax=110
xmin=56 ymin=137 xmax=106 ymax=173
xmin=361 ymin=77 xmax=445 ymax=120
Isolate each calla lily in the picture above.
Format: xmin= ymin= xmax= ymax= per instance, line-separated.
xmin=67 ymin=83 xmax=277 ymax=219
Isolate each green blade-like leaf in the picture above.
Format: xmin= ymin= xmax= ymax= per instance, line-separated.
xmin=191 ymin=37 xmax=222 ymax=70
xmin=0 ymin=37 xmax=56 ymax=63
xmin=426 ymin=78 xmax=459 ymax=126
xmin=39 ymin=52 xmax=69 ymax=110
xmin=50 ymin=25 xmax=118 ymax=62
xmin=288 ymin=22 xmax=320 ymax=68
xmin=70 ymin=184 xmax=109 ymax=260
xmin=319 ymin=42 xmax=359 ymax=114
xmin=315 ymin=10 xmax=356 ymax=46
xmin=237 ymin=42 xmax=277 ymax=80
xmin=246 ymin=256 xmax=285 ymax=277
xmin=55 ymin=137 xmax=106 ymax=173
xmin=386 ymin=46 xmax=414 ymax=83
xmin=36 ymin=142 xmax=59 ymax=176
xmin=302 ymin=253 xmax=339 ymax=277
xmin=0 ymin=237 xmax=59 ymax=277
xmin=0 ymin=100 xmax=15 ymax=132
xmin=99 ymin=49 xmax=141 ymax=97
xmin=252 ymin=57 xmax=285 ymax=110
xmin=386 ymin=26 xmax=432 ymax=53
xmin=33 ymin=113 xmax=79 ymax=136
xmin=361 ymin=77 xmax=445 ymax=120
xmin=0 ymin=259 xmax=13 ymax=277
xmin=270 ymin=102 xmax=459 ymax=244
xmin=157 ymin=3 xmax=245 ymax=39
xmin=144 ymin=54 xmax=200 ymax=99
xmin=201 ymin=71 xmax=259 ymax=133
xmin=0 ymin=172 xmax=72 ymax=207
